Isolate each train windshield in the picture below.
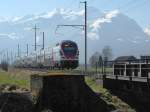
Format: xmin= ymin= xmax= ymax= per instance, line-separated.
xmin=62 ymin=42 xmax=78 ymax=55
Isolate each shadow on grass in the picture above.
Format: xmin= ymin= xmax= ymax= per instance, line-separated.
xmin=0 ymin=93 xmax=34 ymax=112
xmin=34 ymin=75 xmax=116 ymax=112
xmin=109 ymin=90 xmax=150 ymax=112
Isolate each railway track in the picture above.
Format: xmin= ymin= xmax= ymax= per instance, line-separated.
xmin=17 ymin=67 xmax=104 ymax=79
xmin=15 ymin=67 xmax=150 ymax=83
xmin=27 ymin=68 xmax=150 ymax=82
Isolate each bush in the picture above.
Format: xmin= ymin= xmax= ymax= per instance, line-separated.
xmin=1 ymin=61 xmax=9 ymax=71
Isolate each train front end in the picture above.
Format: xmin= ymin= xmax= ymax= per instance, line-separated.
xmin=60 ymin=40 xmax=79 ymax=69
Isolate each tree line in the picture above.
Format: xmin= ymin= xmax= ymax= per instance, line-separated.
xmin=89 ymin=46 xmax=113 ymax=68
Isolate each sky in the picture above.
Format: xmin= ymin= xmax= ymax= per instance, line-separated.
xmin=0 ymin=0 xmax=149 ymax=28
xmin=0 ymin=0 xmax=150 ymax=61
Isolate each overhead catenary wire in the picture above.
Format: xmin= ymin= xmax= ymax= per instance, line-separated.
xmin=54 ymin=1 xmax=88 ymax=72
xmin=32 ymin=25 xmax=40 ymax=51
xmin=55 ymin=25 xmax=84 ymax=36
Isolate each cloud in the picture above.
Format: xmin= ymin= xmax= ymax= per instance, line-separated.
xmin=88 ymin=9 xmax=119 ymax=40
xmin=38 ymin=9 xmax=58 ymax=19
xmin=145 ymin=40 xmax=149 ymax=42
xmin=13 ymin=8 xmax=85 ymax=24
xmin=0 ymin=16 xmax=23 ymax=23
xmin=88 ymin=32 xmax=99 ymax=40
xmin=0 ymin=17 xmax=10 ymax=23
xmin=0 ymin=8 xmax=83 ymax=25
xmin=117 ymin=38 xmax=124 ymax=42
xmin=21 ymin=8 xmax=83 ymax=22
xmin=90 ymin=10 xmax=119 ymax=31
xmin=0 ymin=33 xmax=20 ymax=40
xmin=132 ymin=40 xmax=138 ymax=44
xmin=12 ymin=16 xmax=23 ymax=22
xmin=105 ymin=10 xmax=119 ymax=19
xmin=24 ymin=27 xmax=31 ymax=31
xmin=144 ymin=27 xmax=150 ymax=36
xmin=62 ymin=10 xmax=84 ymax=20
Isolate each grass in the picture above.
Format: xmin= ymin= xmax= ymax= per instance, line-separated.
xmin=88 ymin=67 xmax=113 ymax=73
xmin=0 ymin=69 xmax=31 ymax=89
xmin=76 ymin=66 xmax=113 ymax=73
xmin=85 ymin=76 xmax=136 ymax=112
xmin=0 ymin=68 xmax=136 ymax=111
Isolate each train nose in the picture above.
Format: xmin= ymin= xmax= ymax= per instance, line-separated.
xmin=65 ymin=55 xmax=75 ymax=59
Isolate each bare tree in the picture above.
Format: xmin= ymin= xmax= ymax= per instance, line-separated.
xmin=98 ymin=55 xmax=103 ymax=67
xmin=102 ymin=46 xmax=113 ymax=61
xmin=1 ymin=61 xmax=8 ymax=71
xmin=89 ymin=52 xmax=103 ymax=67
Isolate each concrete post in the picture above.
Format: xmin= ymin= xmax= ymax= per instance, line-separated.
xmin=138 ymin=64 xmax=141 ymax=77
xmin=124 ymin=64 xmax=126 ymax=76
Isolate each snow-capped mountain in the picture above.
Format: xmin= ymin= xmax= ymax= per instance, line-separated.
xmin=0 ymin=7 xmax=150 ymax=62
xmin=144 ymin=27 xmax=150 ymax=36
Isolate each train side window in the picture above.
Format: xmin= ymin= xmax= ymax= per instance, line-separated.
xmin=56 ymin=43 xmax=59 ymax=46
xmin=60 ymin=50 xmax=63 ymax=55
xmin=77 ymin=50 xmax=79 ymax=55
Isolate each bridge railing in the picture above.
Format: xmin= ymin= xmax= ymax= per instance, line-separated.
xmin=102 ymin=59 xmax=150 ymax=82
xmin=75 ymin=59 xmax=150 ymax=81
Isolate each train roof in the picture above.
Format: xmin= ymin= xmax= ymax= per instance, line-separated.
xmin=61 ymin=40 xmax=76 ymax=43
xmin=56 ymin=40 xmax=76 ymax=46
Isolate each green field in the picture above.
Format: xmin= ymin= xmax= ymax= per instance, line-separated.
xmin=85 ymin=77 xmax=135 ymax=112
xmin=75 ymin=67 xmax=113 ymax=73
xmin=0 ymin=68 xmax=135 ymax=111
xmin=0 ymin=69 xmax=30 ymax=88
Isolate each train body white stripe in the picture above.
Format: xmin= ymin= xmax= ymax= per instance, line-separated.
xmin=13 ymin=40 xmax=79 ymax=69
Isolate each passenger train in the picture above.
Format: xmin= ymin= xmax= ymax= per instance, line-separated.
xmin=13 ymin=40 xmax=79 ymax=69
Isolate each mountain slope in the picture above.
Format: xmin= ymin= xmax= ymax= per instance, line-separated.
xmin=0 ymin=8 xmax=149 ymax=62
